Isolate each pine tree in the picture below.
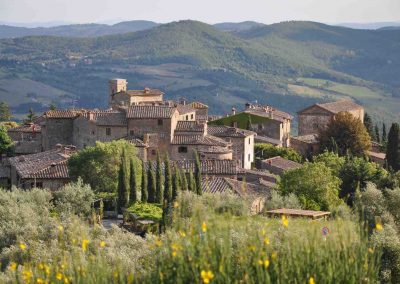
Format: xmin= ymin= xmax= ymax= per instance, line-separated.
xmin=129 ymin=158 xmax=137 ymax=204
xmin=363 ymin=113 xmax=374 ymax=139
xmin=26 ymin=108 xmax=37 ymax=123
xmin=382 ymin=123 xmax=387 ymax=144
xmin=0 ymin=125 xmax=13 ymax=156
xmin=386 ymin=123 xmax=400 ymax=172
xmin=141 ymin=160 xmax=148 ymax=202
xmin=374 ymin=124 xmax=380 ymax=143
xmin=188 ymin=170 xmax=196 ymax=192
xmin=147 ymin=162 xmax=156 ymax=203
xmin=246 ymin=114 xmax=252 ymax=130
xmin=194 ymin=151 xmax=202 ymax=195
xmin=0 ymin=102 xmax=11 ymax=121
xmin=180 ymin=169 xmax=188 ymax=191
xmin=164 ymin=155 xmax=172 ymax=204
xmin=172 ymin=169 xmax=180 ymax=201
xmin=117 ymin=152 xmax=130 ymax=213
xmin=155 ymin=152 xmax=164 ymax=203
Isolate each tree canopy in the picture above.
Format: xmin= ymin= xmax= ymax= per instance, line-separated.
xmin=319 ymin=112 xmax=371 ymax=157
xmin=386 ymin=123 xmax=400 ymax=172
xmin=0 ymin=124 xmax=13 ymax=156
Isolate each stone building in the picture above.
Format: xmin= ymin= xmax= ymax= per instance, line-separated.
xmin=8 ymin=144 xmax=74 ymax=190
xmin=209 ymin=103 xmax=292 ymax=147
xmin=208 ymin=125 xmax=255 ymax=169
xmin=8 ymin=119 xmax=43 ymax=155
xmin=175 ymin=159 xmax=238 ymax=179
xmin=260 ymin=156 xmax=302 ymax=176
xmin=290 ymin=134 xmax=320 ymax=158
xmin=297 ymin=100 xmax=364 ymax=136
xmin=109 ymin=79 xmax=164 ymax=108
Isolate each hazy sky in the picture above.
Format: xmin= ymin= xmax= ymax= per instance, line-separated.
xmin=0 ymin=0 xmax=399 ymax=25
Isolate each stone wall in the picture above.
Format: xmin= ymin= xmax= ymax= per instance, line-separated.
xmin=298 ymin=114 xmax=331 ymax=136
xmin=43 ymin=118 xmax=74 ymax=150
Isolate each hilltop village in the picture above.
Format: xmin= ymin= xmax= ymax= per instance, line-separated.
xmin=0 ymin=78 xmax=385 ymax=211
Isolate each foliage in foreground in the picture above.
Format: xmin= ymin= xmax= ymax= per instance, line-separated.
xmin=0 ymin=189 xmax=381 ymax=283
xmin=254 ymin=143 xmax=302 ymax=163
xmin=127 ymin=202 xmax=163 ymax=221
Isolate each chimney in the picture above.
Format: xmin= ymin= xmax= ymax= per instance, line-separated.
xmin=231 ymin=107 xmax=236 ymax=115
xmin=144 ymin=87 xmax=150 ymax=94
xmin=245 ymin=102 xmax=251 ymax=109
xmin=88 ymin=111 xmax=94 ymax=121
xmin=179 ymin=98 xmax=186 ymax=105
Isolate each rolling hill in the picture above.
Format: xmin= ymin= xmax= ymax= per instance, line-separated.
xmin=0 ymin=20 xmax=399 ymax=127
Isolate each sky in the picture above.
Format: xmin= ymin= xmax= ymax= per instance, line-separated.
xmin=0 ymin=0 xmax=399 ymax=26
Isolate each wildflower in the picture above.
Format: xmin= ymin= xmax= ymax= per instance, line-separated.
xmin=375 ymin=222 xmax=383 ymax=231
xmin=9 ymin=262 xmax=17 ymax=271
xmin=172 ymin=251 xmax=177 ymax=257
xmin=155 ymin=239 xmax=162 ymax=247
xmin=281 ymin=215 xmax=289 ymax=228
xmin=22 ymin=269 xmax=33 ymax=282
xmin=202 ymin=222 xmax=207 ymax=233
xmin=248 ymin=245 xmax=256 ymax=252
xmin=368 ymin=248 xmax=374 ymax=254
xmin=271 ymin=251 xmax=278 ymax=260
xmin=264 ymin=237 xmax=270 ymax=245
xmin=64 ymin=276 xmax=70 ymax=284
xmin=179 ymin=231 xmax=186 ymax=237
xmin=44 ymin=265 xmax=51 ymax=276
xmin=38 ymin=263 xmax=44 ymax=270
xmin=36 ymin=278 xmax=44 ymax=284
xmin=261 ymin=229 xmax=266 ymax=236
xmin=56 ymin=272 xmax=63 ymax=280
xmin=82 ymin=239 xmax=90 ymax=251
xmin=309 ymin=276 xmax=315 ymax=284
xmin=100 ymin=241 xmax=106 ymax=248
xmin=264 ymin=259 xmax=270 ymax=268
xmin=173 ymin=201 xmax=179 ymax=208
xmin=113 ymin=271 xmax=119 ymax=279
xmin=127 ymin=273 xmax=134 ymax=284
xmin=201 ymin=270 xmax=214 ymax=284
xmin=19 ymin=243 xmax=27 ymax=250
xmin=58 ymin=225 xmax=64 ymax=232
xmin=258 ymin=260 xmax=263 ymax=265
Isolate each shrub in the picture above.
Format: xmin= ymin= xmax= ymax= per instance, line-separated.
xmin=264 ymin=190 xmax=301 ymax=211
xmin=255 ymin=143 xmax=302 ymax=163
xmin=127 ymin=202 xmax=163 ymax=221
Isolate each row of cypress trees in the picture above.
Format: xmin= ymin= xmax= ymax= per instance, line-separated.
xmin=117 ymin=150 xmax=202 ymax=213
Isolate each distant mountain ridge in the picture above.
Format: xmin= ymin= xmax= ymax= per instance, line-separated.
xmin=0 ymin=20 xmax=399 ymax=125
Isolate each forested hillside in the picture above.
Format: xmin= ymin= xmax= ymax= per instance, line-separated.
xmin=0 ymin=20 xmax=399 ymax=125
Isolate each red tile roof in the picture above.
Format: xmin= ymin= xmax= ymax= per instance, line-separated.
xmin=262 ymin=156 xmax=302 ymax=171
xmin=127 ymin=105 xmax=177 ymax=119
xmin=208 ymin=125 xmax=256 ymax=138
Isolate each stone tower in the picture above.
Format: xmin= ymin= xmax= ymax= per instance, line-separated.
xmin=108 ymin=79 xmax=127 ymax=106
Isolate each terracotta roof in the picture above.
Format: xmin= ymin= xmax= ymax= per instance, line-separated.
xmin=92 ymin=111 xmax=127 ymax=126
xmin=176 ymin=160 xmax=237 ymax=175
xmin=254 ymin=135 xmax=282 ymax=146
xmin=238 ymin=168 xmax=278 ymax=183
xmin=8 ymin=123 xmax=41 ymax=133
xmin=127 ymin=106 xmax=177 ymax=119
xmin=291 ymin=134 xmax=319 ymax=144
xmin=262 ymin=156 xmax=302 ymax=171
xmin=116 ymin=88 xmax=164 ymax=97
xmin=197 ymin=146 xmax=232 ymax=154
xmin=317 ymin=100 xmax=363 ymax=114
xmin=368 ymin=151 xmax=386 ymax=160
xmin=45 ymin=109 xmax=82 ymax=118
xmin=189 ymin=102 xmax=209 ymax=109
xmin=176 ymin=104 xmax=196 ymax=115
xmin=208 ymin=125 xmax=256 ymax=138
xmin=172 ymin=134 xmax=230 ymax=146
xmin=9 ymin=146 xmax=74 ymax=179
xmin=175 ymin=121 xmax=206 ymax=133
xmin=243 ymin=104 xmax=293 ymax=122
xmin=266 ymin=208 xmax=331 ymax=219
xmin=202 ymin=177 xmax=270 ymax=197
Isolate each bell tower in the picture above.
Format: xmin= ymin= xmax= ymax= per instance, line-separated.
xmin=108 ymin=78 xmax=127 ymax=107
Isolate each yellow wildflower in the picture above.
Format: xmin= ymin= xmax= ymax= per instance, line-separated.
xmin=155 ymin=239 xmax=162 ymax=247
xmin=179 ymin=231 xmax=186 ymax=237
xmin=58 ymin=225 xmax=64 ymax=232
xmin=64 ymin=276 xmax=70 ymax=284
xmin=56 ymin=272 xmax=63 ymax=280
xmin=368 ymin=248 xmax=374 ymax=254
xmin=44 ymin=265 xmax=51 ymax=276
xmin=264 ymin=259 xmax=270 ymax=268
xmin=82 ymin=239 xmax=90 ymax=251
xmin=36 ymin=278 xmax=44 ymax=284
xmin=100 ymin=241 xmax=106 ymax=248
xmin=281 ymin=215 xmax=289 ymax=228
xmin=9 ymin=262 xmax=17 ymax=271
xmin=375 ymin=222 xmax=383 ymax=231
xmin=309 ymin=276 xmax=315 ymax=284
xmin=264 ymin=237 xmax=270 ymax=245
xmin=38 ymin=263 xmax=44 ymax=270
xmin=248 ymin=245 xmax=256 ymax=252
xmin=127 ymin=273 xmax=134 ymax=284
xmin=173 ymin=201 xmax=179 ymax=208
xmin=19 ymin=243 xmax=27 ymax=250
xmin=113 ymin=271 xmax=119 ymax=279
xmin=172 ymin=251 xmax=177 ymax=257
xmin=202 ymin=222 xmax=207 ymax=233
xmin=261 ymin=229 xmax=266 ymax=236
xmin=22 ymin=269 xmax=33 ymax=282
xmin=271 ymin=251 xmax=278 ymax=260
xmin=258 ymin=260 xmax=263 ymax=265
xmin=201 ymin=270 xmax=214 ymax=284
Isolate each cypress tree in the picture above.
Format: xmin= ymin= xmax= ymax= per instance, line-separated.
xmin=155 ymin=152 xmax=164 ymax=204
xmin=363 ymin=113 xmax=374 ymax=139
xmin=386 ymin=123 xmax=400 ymax=172
xmin=172 ymin=169 xmax=180 ymax=201
xmin=188 ymin=170 xmax=196 ymax=192
xmin=374 ymin=124 xmax=380 ymax=143
xmin=164 ymin=155 xmax=172 ymax=203
xmin=180 ymin=169 xmax=188 ymax=191
xmin=194 ymin=151 xmax=202 ymax=195
xmin=141 ymin=160 xmax=148 ymax=202
xmin=117 ymin=152 xmax=130 ymax=213
xmin=147 ymin=162 xmax=156 ymax=203
xmin=129 ymin=158 xmax=137 ymax=204
xmin=382 ymin=123 xmax=387 ymax=144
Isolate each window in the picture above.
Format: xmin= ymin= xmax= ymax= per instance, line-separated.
xmin=151 ymin=150 xmax=156 ymax=155
xmin=31 ymin=182 xmax=43 ymax=188
xmin=248 ymin=153 xmax=251 ymax=161
xmin=106 ymin=128 xmax=111 ymax=136
xmin=178 ymin=146 xmax=188 ymax=153
xmin=248 ymin=138 xmax=251 ymax=144
xmin=258 ymin=124 xmax=263 ymax=130
xmin=186 ymin=115 xmax=189 ymax=120
xmin=191 ymin=114 xmax=194 ymax=119
xmin=158 ymin=119 xmax=163 ymax=126
xmin=91 ymin=131 xmax=95 ymax=135
xmin=129 ymin=130 xmax=135 ymax=136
